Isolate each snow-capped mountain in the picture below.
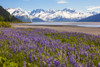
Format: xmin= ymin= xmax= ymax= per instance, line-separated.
xmin=6 ymin=8 xmax=99 ymax=22
xmin=6 ymin=8 xmax=33 ymax=22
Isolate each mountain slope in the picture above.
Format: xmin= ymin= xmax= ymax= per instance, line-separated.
xmin=16 ymin=16 xmax=31 ymax=22
xmin=0 ymin=6 xmax=21 ymax=22
xmin=32 ymin=18 xmax=44 ymax=22
xmin=78 ymin=13 xmax=100 ymax=22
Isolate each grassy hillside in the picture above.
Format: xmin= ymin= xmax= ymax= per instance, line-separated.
xmin=0 ymin=6 xmax=22 ymax=22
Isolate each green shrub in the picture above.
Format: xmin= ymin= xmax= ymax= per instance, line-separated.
xmin=0 ymin=22 xmax=11 ymax=28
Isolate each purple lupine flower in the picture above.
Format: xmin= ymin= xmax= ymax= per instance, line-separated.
xmin=96 ymin=56 xmax=98 ymax=60
xmin=48 ymin=64 xmax=51 ymax=67
xmin=98 ymin=62 xmax=100 ymax=67
xmin=23 ymin=61 xmax=26 ymax=67
xmin=13 ymin=48 xmax=16 ymax=53
xmin=29 ymin=50 xmax=33 ymax=63
xmin=53 ymin=60 xmax=60 ymax=67
xmin=84 ymin=51 xmax=87 ymax=56
xmin=87 ymin=60 xmax=91 ymax=67
xmin=61 ymin=62 xmax=65 ymax=67
xmin=29 ymin=55 xmax=33 ymax=63
xmin=80 ymin=64 xmax=84 ymax=67
xmin=69 ymin=55 xmax=76 ymax=65
xmin=33 ymin=55 xmax=37 ymax=62
xmin=46 ymin=58 xmax=51 ymax=64
xmin=18 ymin=45 xmax=22 ymax=52
xmin=8 ymin=53 xmax=12 ymax=58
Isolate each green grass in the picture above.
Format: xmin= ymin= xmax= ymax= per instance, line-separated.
xmin=0 ymin=21 xmax=31 ymax=28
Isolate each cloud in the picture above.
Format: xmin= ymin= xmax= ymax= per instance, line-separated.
xmin=87 ymin=6 xmax=100 ymax=10
xmin=57 ymin=0 xmax=67 ymax=4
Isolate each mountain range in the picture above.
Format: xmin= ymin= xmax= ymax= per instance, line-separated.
xmin=0 ymin=6 xmax=21 ymax=22
xmin=6 ymin=8 xmax=100 ymax=22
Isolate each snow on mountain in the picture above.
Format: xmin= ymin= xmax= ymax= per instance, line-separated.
xmin=6 ymin=8 xmax=99 ymax=22
xmin=6 ymin=8 xmax=29 ymax=16
xmin=30 ymin=8 xmax=94 ymax=21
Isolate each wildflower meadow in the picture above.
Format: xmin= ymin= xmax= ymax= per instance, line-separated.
xmin=0 ymin=28 xmax=100 ymax=67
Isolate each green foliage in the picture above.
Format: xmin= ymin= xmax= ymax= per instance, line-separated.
xmin=0 ymin=57 xmax=18 ymax=67
xmin=9 ymin=15 xmax=12 ymax=20
xmin=0 ymin=22 xmax=11 ymax=28
xmin=0 ymin=15 xmax=4 ymax=21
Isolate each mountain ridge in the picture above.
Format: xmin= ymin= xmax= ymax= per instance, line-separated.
xmin=78 ymin=13 xmax=100 ymax=22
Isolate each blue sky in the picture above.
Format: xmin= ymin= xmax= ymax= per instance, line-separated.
xmin=0 ymin=0 xmax=100 ymax=11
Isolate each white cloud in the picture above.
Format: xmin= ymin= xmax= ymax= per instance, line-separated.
xmin=87 ymin=6 xmax=100 ymax=10
xmin=57 ymin=0 xmax=67 ymax=4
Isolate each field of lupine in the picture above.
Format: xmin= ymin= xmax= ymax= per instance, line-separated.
xmin=0 ymin=28 xmax=100 ymax=67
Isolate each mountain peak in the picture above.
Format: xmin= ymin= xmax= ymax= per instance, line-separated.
xmin=30 ymin=9 xmax=45 ymax=15
xmin=62 ymin=8 xmax=75 ymax=13
xmin=15 ymin=7 xmax=23 ymax=10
